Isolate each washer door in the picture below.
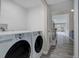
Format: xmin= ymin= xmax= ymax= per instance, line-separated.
xmin=35 ymin=36 xmax=43 ymax=53
xmin=5 ymin=40 xmax=31 ymax=58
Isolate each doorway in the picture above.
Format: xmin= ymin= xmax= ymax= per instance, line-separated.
xmin=52 ymin=14 xmax=69 ymax=36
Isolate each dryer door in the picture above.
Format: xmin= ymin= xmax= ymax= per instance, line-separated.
xmin=5 ymin=40 xmax=31 ymax=58
xmin=35 ymin=36 xmax=43 ymax=53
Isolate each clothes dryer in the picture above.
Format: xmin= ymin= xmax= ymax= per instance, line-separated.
xmin=31 ymin=31 xmax=43 ymax=58
xmin=0 ymin=32 xmax=32 ymax=58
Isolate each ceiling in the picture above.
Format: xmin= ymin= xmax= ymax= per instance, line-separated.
xmin=13 ymin=0 xmax=41 ymax=8
xmin=12 ymin=0 xmax=69 ymax=8
xmin=46 ymin=0 xmax=68 ymax=5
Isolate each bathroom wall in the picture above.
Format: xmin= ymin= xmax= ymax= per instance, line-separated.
xmin=1 ymin=0 xmax=28 ymax=31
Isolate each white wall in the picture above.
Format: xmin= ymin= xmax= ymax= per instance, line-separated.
xmin=26 ymin=6 xmax=44 ymax=31
xmin=0 ymin=0 xmax=28 ymax=31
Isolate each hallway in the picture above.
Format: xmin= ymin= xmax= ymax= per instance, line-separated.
xmin=41 ymin=32 xmax=73 ymax=58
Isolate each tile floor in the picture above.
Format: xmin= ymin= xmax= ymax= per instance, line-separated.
xmin=41 ymin=32 xmax=73 ymax=58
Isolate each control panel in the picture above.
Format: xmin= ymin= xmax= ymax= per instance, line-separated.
xmin=15 ymin=33 xmax=24 ymax=39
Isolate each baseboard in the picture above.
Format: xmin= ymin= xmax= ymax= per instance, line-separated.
xmin=73 ymin=55 xmax=78 ymax=58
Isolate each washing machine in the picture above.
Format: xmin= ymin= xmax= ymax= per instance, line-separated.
xmin=31 ymin=31 xmax=43 ymax=58
xmin=0 ymin=32 xmax=32 ymax=58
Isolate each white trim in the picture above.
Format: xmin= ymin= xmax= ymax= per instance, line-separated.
xmin=74 ymin=0 xmax=78 ymax=58
xmin=41 ymin=0 xmax=49 ymax=55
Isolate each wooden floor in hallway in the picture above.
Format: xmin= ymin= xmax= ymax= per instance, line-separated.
xmin=41 ymin=32 xmax=73 ymax=58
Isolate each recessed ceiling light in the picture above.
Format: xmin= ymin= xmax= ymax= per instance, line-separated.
xmin=71 ymin=9 xmax=74 ymax=12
